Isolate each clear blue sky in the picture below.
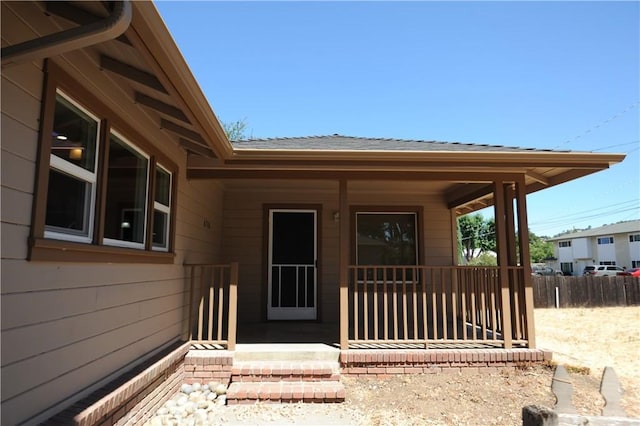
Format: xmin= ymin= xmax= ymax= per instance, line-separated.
xmin=156 ymin=1 xmax=639 ymax=237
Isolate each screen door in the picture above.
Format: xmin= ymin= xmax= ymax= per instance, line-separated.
xmin=268 ymin=209 xmax=317 ymax=320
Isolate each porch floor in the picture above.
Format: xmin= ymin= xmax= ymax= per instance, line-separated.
xmin=232 ymin=321 xmax=517 ymax=350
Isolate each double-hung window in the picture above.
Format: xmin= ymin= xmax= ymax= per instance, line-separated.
xmin=31 ymin=65 xmax=176 ymax=263
xmin=45 ymin=93 xmax=99 ymax=242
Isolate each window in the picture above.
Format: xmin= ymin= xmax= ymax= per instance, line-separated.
xmin=629 ymin=234 xmax=640 ymax=243
xmin=103 ymin=132 xmax=149 ymax=249
xmin=356 ymin=212 xmax=418 ymax=266
xmin=45 ymin=93 xmax=99 ymax=242
xmin=559 ymin=241 xmax=571 ymax=248
xmin=597 ymin=237 xmax=614 ymax=245
xmin=30 ymin=64 xmax=176 ymax=263
xmin=152 ymin=166 xmax=172 ymax=251
xmin=632 ymin=260 xmax=640 ymax=268
xmin=599 ymin=261 xmax=616 ymax=265
xmin=560 ymin=262 xmax=573 ymax=275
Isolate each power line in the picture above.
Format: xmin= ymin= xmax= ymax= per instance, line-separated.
xmin=553 ymin=101 xmax=640 ymax=150
xmin=528 ymin=199 xmax=639 ymax=226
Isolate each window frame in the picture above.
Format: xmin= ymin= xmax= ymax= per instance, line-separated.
xmin=597 ymin=236 xmax=614 ymax=245
xmin=558 ymin=241 xmax=571 ymax=248
xmin=350 ymin=206 xmax=423 ymax=283
xmin=29 ymin=61 xmax=178 ymax=264
xmin=629 ymin=234 xmax=640 ymax=243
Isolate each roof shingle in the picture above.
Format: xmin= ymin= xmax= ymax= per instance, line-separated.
xmin=231 ymin=134 xmax=573 ymax=153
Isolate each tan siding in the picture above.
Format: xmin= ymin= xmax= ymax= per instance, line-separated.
xmin=1 ymin=113 xmax=39 ymax=161
xmin=0 ymin=23 xmax=222 ymax=424
xmin=222 ymin=181 xmax=455 ymax=324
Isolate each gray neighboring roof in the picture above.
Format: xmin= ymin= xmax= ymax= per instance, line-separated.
xmin=548 ymin=220 xmax=640 ymax=241
xmin=231 ymin=134 xmax=573 ymax=153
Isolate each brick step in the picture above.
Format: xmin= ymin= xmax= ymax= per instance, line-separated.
xmin=226 ymin=381 xmax=346 ymax=404
xmin=231 ymin=361 xmax=340 ymax=382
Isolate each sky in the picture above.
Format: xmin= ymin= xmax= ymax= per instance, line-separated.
xmin=155 ymin=1 xmax=640 ymax=237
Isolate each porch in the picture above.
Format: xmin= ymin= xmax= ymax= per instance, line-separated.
xmin=186 ymin=263 xmax=534 ymax=351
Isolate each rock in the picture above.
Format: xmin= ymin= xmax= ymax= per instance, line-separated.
xmin=192 ymin=382 xmax=202 ymax=392
xmin=206 ymin=392 xmax=217 ymax=401
xmin=215 ymin=383 xmax=227 ymax=395
xmin=216 ymin=395 xmax=227 ymax=406
xmin=180 ymin=383 xmax=194 ymax=395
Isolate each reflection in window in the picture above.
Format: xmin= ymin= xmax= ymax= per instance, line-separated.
xmin=46 ymin=169 xmax=91 ymax=235
xmin=51 ymin=93 xmax=98 ymax=172
xmin=103 ymin=133 xmax=149 ymax=247
xmin=356 ymin=213 xmax=418 ymax=265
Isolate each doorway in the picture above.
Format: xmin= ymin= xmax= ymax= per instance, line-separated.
xmin=267 ymin=209 xmax=318 ymax=320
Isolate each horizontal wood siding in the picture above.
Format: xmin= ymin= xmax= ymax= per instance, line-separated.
xmin=0 ymin=4 xmax=223 ymax=423
xmin=222 ymin=181 xmax=453 ymax=324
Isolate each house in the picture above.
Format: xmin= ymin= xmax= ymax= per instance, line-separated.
xmin=0 ymin=1 xmax=626 ymax=424
xmin=547 ymin=220 xmax=640 ymax=275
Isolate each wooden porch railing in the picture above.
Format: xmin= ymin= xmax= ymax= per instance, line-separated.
xmin=186 ymin=262 xmax=238 ymax=350
xmin=346 ymin=265 xmax=529 ymax=349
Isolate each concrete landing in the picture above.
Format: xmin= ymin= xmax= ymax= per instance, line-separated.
xmin=233 ymin=343 xmax=340 ymax=362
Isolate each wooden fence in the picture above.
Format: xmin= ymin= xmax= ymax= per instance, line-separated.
xmin=532 ymin=275 xmax=640 ymax=308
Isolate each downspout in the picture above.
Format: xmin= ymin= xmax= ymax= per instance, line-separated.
xmin=1 ymin=1 xmax=132 ymax=68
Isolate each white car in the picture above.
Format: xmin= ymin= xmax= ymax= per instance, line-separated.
xmin=591 ymin=265 xmax=626 ymax=277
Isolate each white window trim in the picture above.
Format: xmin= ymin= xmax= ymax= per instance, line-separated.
xmin=152 ymin=165 xmax=172 ymax=252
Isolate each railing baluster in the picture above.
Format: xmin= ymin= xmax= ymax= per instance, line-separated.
xmin=373 ymin=267 xmax=379 ymax=340
xmin=451 ymin=267 xmax=458 ymax=341
xmin=383 ymin=267 xmax=389 ymax=341
xmin=353 ymin=267 xmax=359 ymax=341
xmin=393 ymin=267 xmax=398 ymax=341
xmin=441 ymin=268 xmax=448 ymax=340
xmin=402 ymin=268 xmax=408 ymax=340
xmin=480 ymin=268 xmax=487 ymax=341
xmin=461 ymin=268 xmax=467 ymax=341
xmin=411 ymin=268 xmax=420 ymax=340
xmin=431 ymin=268 xmax=438 ymax=340
xmin=217 ymin=267 xmax=224 ymax=341
xmin=208 ymin=269 xmax=214 ymax=341
xmin=363 ymin=267 xmax=369 ymax=340
xmin=421 ymin=268 xmax=428 ymax=348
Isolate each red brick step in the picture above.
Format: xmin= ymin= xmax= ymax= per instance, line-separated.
xmin=226 ymin=381 xmax=346 ymax=404
xmin=231 ymin=360 xmax=340 ymax=382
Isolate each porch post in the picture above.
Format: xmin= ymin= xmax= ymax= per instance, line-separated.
xmin=339 ymin=179 xmax=350 ymax=350
xmin=515 ymin=177 xmax=536 ymax=348
xmin=494 ymin=181 xmax=513 ymax=349
xmin=227 ymin=262 xmax=239 ymax=351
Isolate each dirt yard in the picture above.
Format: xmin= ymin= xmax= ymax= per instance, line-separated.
xmin=197 ymin=307 xmax=640 ymax=425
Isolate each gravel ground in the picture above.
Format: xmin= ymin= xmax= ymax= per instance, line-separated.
xmin=147 ymin=307 xmax=639 ymax=425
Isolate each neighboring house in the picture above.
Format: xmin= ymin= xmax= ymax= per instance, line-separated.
xmin=0 ymin=1 xmax=626 ymax=425
xmin=547 ymin=220 xmax=640 ymax=275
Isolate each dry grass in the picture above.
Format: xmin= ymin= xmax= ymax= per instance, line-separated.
xmin=535 ymin=306 xmax=640 ymax=417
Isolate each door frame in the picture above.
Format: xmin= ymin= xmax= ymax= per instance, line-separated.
xmin=263 ymin=204 xmax=322 ymax=321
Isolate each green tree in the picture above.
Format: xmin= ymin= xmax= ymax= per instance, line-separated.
xmin=457 ymin=214 xmax=496 ymax=263
xmin=529 ymin=232 xmax=554 ymax=263
xmin=222 ymin=119 xmax=249 ymax=140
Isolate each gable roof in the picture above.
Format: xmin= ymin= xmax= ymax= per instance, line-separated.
xmin=548 ymin=220 xmax=640 ymax=241
xmin=232 ymin=134 xmax=569 ymax=153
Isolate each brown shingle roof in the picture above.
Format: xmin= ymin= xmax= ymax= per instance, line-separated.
xmin=231 ymin=134 xmax=571 ymax=153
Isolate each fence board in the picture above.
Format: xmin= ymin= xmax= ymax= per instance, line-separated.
xmin=532 ymin=276 xmax=640 ymax=308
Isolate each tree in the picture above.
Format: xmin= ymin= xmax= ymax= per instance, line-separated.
xmin=222 ymin=119 xmax=249 ymax=140
xmin=529 ymin=232 xmax=554 ymax=263
xmin=457 ymin=214 xmax=496 ymax=263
